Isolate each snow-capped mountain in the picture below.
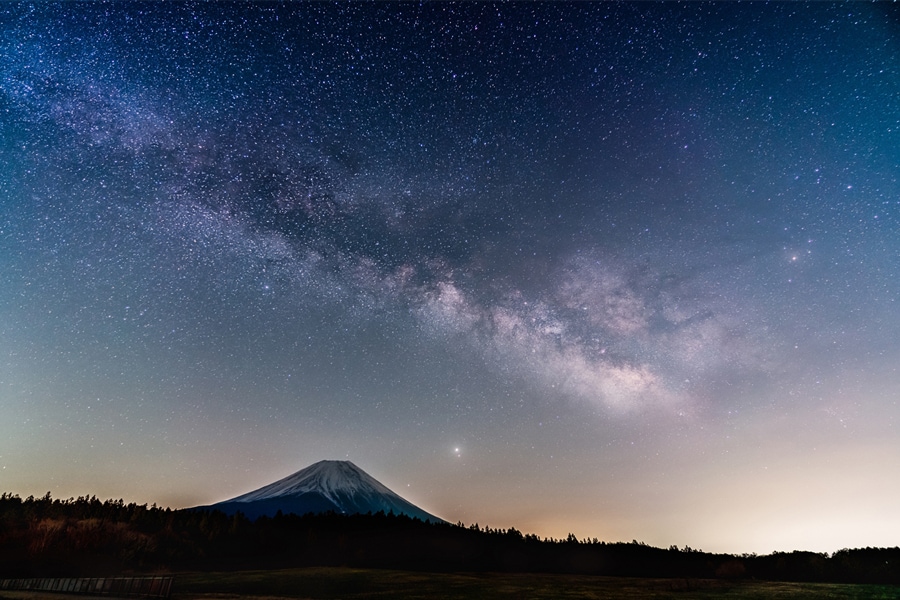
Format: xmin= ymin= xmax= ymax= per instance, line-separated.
xmin=198 ymin=460 xmax=444 ymax=523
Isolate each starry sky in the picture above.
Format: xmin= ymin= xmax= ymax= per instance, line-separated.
xmin=2 ymin=2 xmax=899 ymax=555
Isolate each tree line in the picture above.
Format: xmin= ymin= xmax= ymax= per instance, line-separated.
xmin=1 ymin=492 xmax=897 ymax=584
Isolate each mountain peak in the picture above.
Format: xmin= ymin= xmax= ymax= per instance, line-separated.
xmin=229 ymin=459 xmax=393 ymax=504
xmin=200 ymin=460 xmax=444 ymax=523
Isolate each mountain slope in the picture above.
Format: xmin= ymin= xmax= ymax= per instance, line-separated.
xmin=199 ymin=460 xmax=444 ymax=523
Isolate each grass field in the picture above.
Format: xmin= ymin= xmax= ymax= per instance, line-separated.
xmin=164 ymin=567 xmax=900 ymax=600
xmin=3 ymin=568 xmax=898 ymax=600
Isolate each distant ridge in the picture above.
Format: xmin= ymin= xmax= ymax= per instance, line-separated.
xmin=197 ymin=460 xmax=444 ymax=523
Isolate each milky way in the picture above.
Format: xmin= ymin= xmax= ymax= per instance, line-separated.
xmin=2 ymin=2 xmax=899 ymax=553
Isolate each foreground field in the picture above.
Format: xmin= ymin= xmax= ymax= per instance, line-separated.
xmin=167 ymin=567 xmax=900 ymax=600
xmin=3 ymin=567 xmax=899 ymax=600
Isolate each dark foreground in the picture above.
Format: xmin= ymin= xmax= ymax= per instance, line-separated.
xmin=171 ymin=567 xmax=900 ymax=599
xmin=2 ymin=567 xmax=900 ymax=599
xmin=4 ymin=494 xmax=900 ymax=586
xmin=14 ymin=567 xmax=900 ymax=600
xmin=4 ymin=493 xmax=900 ymax=599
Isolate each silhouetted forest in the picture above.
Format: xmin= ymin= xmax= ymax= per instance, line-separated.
xmin=1 ymin=492 xmax=898 ymax=584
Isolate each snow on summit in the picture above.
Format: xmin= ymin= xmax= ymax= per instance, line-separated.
xmin=231 ymin=460 xmax=395 ymax=503
xmin=199 ymin=460 xmax=444 ymax=523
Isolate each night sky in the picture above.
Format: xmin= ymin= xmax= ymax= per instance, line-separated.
xmin=2 ymin=2 xmax=899 ymax=555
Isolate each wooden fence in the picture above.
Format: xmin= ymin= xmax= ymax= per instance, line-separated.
xmin=0 ymin=576 xmax=173 ymax=598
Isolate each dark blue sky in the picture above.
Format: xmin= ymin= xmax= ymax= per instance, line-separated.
xmin=2 ymin=2 xmax=898 ymax=553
